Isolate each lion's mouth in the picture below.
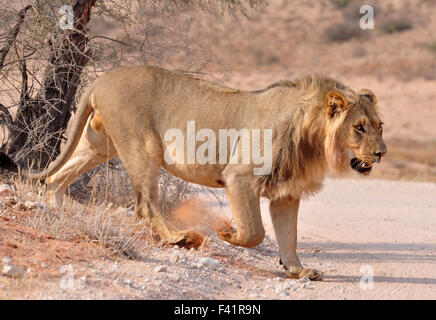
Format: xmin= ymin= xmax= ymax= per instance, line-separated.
xmin=351 ymin=158 xmax=372 ymax=174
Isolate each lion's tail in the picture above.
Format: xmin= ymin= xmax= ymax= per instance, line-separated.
xmin=0 ymin=84 xmax=96 ymax=180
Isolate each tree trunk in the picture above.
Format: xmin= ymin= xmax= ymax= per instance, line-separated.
xmin=5 ymin=0 xmax=97 ymax=169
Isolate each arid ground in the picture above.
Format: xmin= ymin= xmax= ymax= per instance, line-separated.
xmin=0 ymin=0 xmax=435 ymax=299
xmin=1 ymin=178 xmax=435 ymax=299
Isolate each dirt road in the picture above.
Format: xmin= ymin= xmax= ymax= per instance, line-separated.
xmin=2 ymin=177 xmax=434 ymax=300
xmin=263 ymin=178 xmax=436 ymax=299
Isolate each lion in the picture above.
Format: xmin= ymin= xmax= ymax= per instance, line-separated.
xmin=0 ymin=65 xmax=387 ymax=280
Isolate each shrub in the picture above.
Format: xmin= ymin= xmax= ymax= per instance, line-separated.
xmin=325 ymin=21 xmax=364 ymax=42
xmin=425 ymin=41 xmax=436 ymax=54
xmin=330 ymin=0 xmax=354 ymax=9
xmin=381 ymin=18 xmax=413 ymax=34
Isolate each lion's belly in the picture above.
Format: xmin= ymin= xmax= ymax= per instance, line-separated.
xmin=162 ymin=163 xmax=226 ymax=188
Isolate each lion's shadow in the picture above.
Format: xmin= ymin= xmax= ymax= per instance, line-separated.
xmin=322 ymin=274 xmax=436 ymax=285
xmin=297 ymin=241 xmax=436 ymax=285
xmin=298 ymin=241 xmax=436 ymax=262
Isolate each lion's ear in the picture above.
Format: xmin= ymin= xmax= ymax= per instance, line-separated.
xmin=358 ymin=89 xmax=377 ymax=106
xmin=325 ymin=90 xmax=348 ymax=118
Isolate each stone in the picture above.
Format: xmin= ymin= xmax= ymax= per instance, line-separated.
xmin=199 ymin=257 xmax=219 ymax=269
xmin=23 ymin=201 xmax=48 ymax=211
xmin=122 ymin=278 xmax=133 ymax=286
xmin=2 ymin=256 xmax=12 ymax=265
xmin=169 ymin=255 xmax=179 ymax=263
xmin=3 ymin=263 xmax=25 ymax=278
xmin=0 ymin=184 xmax=14 ymax=196
xmin=171 ymin=274 xmax=181 ymax=282
xmin=302 ymin=283 xmax=315 ymax=289
xmin=154 ymin=266 xmax=167 ymax=273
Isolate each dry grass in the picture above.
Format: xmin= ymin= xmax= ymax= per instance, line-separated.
xmin=7 ymin=176 xmax=153 ymax=260
xmin=25 ymin=204 xmax=152 ymax=260
xmin=3 ymin=154 xmax=220 ymax=260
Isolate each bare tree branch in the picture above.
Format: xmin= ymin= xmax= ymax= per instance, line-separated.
xmin=0 ymin=103 xmax=13 ymax=125
xmin=0 ymin=0 xmax=264 ymax=204
xmin=0 ymin=5 xmax=32 ymax=70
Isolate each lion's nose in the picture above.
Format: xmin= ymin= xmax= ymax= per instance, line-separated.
xmin=374 ymin=151 xmax=386 ymax=160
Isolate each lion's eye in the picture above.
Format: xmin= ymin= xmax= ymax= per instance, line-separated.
xmin=354 ymin=124 xmax=366 ymax=133
xmin=379 ymin=122 xmax=384 ymax=131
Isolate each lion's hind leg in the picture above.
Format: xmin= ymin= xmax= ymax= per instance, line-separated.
xmin=133 ymin=183 xmax=204 ymax=250
xmin=45 ymin=111 xmax=117 ymax=208
xmin=124 ymin=138 xmax=204 ymax=250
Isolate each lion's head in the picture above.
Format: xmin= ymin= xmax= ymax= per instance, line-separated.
xmin=324 ymin=88 xmax=387 ymax=175
xmin=256 ymin=74 xmax=387 ymax=200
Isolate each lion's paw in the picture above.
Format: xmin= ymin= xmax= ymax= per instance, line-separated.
xmin=168 ymin=230 xmax=205 ymax=250
xmin=287 ymin=268 xmax=324 ymax=281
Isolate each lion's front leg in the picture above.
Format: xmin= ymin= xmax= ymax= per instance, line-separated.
xmin=218 ymin=173 xmax=265 ymax=248
xmin=269 ymin=197 xmax=323 ymax=281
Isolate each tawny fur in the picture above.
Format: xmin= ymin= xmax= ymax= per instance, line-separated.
xmin=0 ymin=66 xmax=387 ymax=280
xmin=255 ymin=74 xmax=383 ymax=200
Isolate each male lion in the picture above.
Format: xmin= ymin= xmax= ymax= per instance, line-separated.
xmin=0 ymin=66 xmax=386 ymax=280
